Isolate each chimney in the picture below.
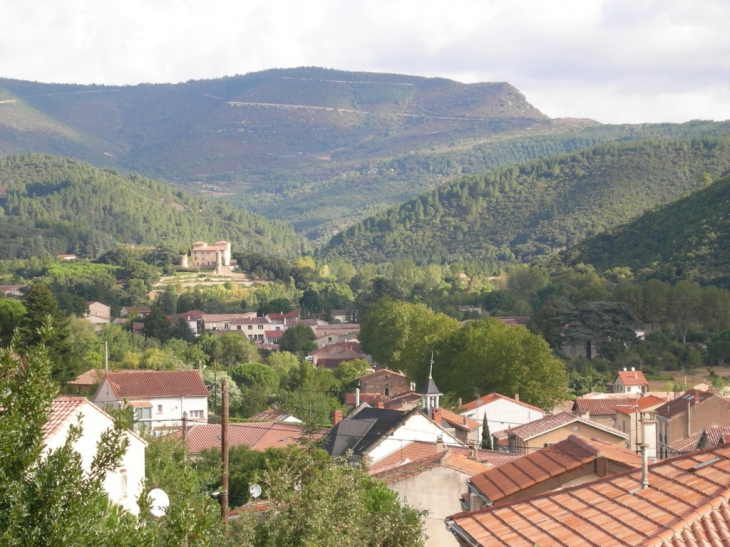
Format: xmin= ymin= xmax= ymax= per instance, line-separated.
xmin=410 ymin=381 xmax=416 ymax=391
xmin=355 ymin=387 xmax=360 ymax=407
xmin=640 ymin=410 xmax=657 ymax=461
xmin=433 ymin=408 xmax=442 ymax=424
xmin=463 ymin=415 xmax=468 ymax=425
xmin=458 ymin=397 xmax=462 ymax=407
xmin=377 ymin=402 xmax=384 ymax=409
xmin=436 ymin=434 xmax=446 ymax=453
xmin=468 ymin=441 xmax=477 ymax=460
xmin=514 ymin=393 xmax=519 ymax=402
xmin=333 ymin=410 xmax=343 ymax=426
xmin=640 ymin=444 xmax=649 ymax=490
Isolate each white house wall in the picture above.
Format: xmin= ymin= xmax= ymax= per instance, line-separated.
xmin=388 ymin=466 xmax=471 ymax=547
xmin=93 ymin=379 xmax=208 ymax=430
xmin=367 ymin=413 xmax=462 ymax=464
xmin=462 ymin=399 xmax=545 ymax=439
xmin=43 ymin=403 xmax=146 ymax=515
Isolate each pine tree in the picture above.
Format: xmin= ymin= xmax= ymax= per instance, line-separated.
xmin=481 ymin=413 xmax=492 ymax=450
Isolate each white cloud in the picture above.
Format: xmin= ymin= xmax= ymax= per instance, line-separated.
xmin=0 ymin=0 xmax=728 ymax=122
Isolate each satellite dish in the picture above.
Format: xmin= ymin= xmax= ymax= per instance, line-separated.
xmin=148 ymin=488 xmax=170 ymax=517
xmin=249 ymin=484 xmax=262 ymax=499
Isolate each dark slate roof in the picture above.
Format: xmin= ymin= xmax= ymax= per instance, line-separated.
xmin=655 ymin=389 xmax=715 ymax=419
xmin=421 ymin=376 xmax=442 ymax=396
xmin=324 ymin=407 xmax=407 ymax=457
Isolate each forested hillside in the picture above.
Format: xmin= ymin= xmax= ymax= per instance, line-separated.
xmin=320 ymin=137 xmax=730 ymax=269
xmin=560 ymin=172 xmax=730 ymax=284
xmin=0 ymin=155 xmax=304 ymax=259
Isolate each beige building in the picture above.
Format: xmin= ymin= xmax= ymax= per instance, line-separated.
xmin=372 ymin=447 xmax=488 ymax=547
xmin=190 ymin=241 xmax=231 ymax=267
xmin=496 ymin=412 xmax=629 ymax=454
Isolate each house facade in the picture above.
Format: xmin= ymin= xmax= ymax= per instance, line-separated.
xmin=43 ymin=397 xmax=147 ymax=515
xmin=497 ymin=412 xmax=629 ymax=454
xmin=613 ymin=368 xmax=649 ymax=394
xmin=464 ymin=435 xmax=641 ymax=512
xmin=189 ymin=241 xmax=231 ymax=267
xmin=93 ymin=370 xmax=209 ymax=432
xmin=655 ymin=389 xmax=730 ymax=458
xmin=459 ymin=393 xmax=545 ymax=440
xmin=372 ymin=447 xmax=489 ymax=547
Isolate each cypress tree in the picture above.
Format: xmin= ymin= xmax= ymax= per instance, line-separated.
xmin=481 ymin=413 xmax=492 ymax=450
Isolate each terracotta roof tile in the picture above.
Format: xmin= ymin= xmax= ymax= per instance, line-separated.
xmin=573 ymin=397 xmax=637 ymax=416
xmin=447 ymin=444 xmax=730 ymax=546
xmin=468 ymin=435 xmax=641 ymax=505
xmin=371 ymin=449 xmax=490 ymax=483
xmin=434 ymin=407 xmax=480 ymax=431
xmin=496 ymin=412 xmax=629 ymax=443
xmin=369 ymin=440 xmax=523 ymax=475
xmin=616 ymin=369 xmax=649 ymax=386
xmin=183 ymin=422 xmax=323 ymax=455
xmin=42 ymin=396 xmax=88 ymax=439
xmin=97 ymin=370 xmax=209 ymax=399
xmin=614 ymin=395 xmax=667 ymax=416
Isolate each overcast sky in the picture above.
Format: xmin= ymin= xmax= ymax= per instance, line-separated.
xmin=1 ymin=0 xmax=728 ymax=124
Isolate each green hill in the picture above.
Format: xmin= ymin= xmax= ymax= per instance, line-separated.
xmin=319 ymin=137 xmax=730 ymax=268
xmin=560 ymin=172 xmax=730 ymax=283
xmin=0 ymin=155 xmax=305 ymax=259
xmin=4 ymin=68 xmax=730 ymax=242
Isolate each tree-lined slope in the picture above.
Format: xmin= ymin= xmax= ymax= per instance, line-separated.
xmin=561 ymin=172 xmax=730 ymax=283
xmin=320 ymin=137 xmax=730 ymax=267
xmin=0 ymin=155 xmax=304 ymax=259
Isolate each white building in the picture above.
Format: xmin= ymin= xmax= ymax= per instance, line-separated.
xmin=43 ymin=397 xmax=147 ymax=515
xmin=93 ymin=370 xmax=209 ymax=433
xmin=459 ymin=392 xmax=546 ymax=439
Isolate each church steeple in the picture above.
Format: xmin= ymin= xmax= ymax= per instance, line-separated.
xmin=420 ymin=352 xmax=442 ymax=418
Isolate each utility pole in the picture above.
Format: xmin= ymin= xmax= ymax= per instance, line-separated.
xmin=182 ymin=411 xmax=188 ymax=462
xmin=221 ymin=379 xmax=229 ymax=527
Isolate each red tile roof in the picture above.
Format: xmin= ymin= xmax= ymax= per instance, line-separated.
xmin=468 ymin=435 xmax=641 ymax=505
xmin=369 ymin=440 xmax=523 ymax=475
xmin=447 ymin=444 xmax=730 ymax=547
xmin=434 ymin=407 xmax=480 ymax=431
xmin=616 ymin=369 xmax=648 ymax=386
xmin=67 ymin=368 xmax=107 ymax=387
xmin=573 ymin=397 xmax=638 ymax=416
xmin=42 ymin=397 xmax=89 ymax=439
xmin=372 ymin=449 xmax=489 ymax=483
xmin=460 ymin=392 xmax=543 ymax=413
xmin=182 ymin=422 xmax=324 ymax=455
xmin=614 ymin=395 xmax=667 ymax=416
xmin=97 ymin=370 xmax=209 ymax=399
xmin=499 ymin=412 xmax=628 ymax=442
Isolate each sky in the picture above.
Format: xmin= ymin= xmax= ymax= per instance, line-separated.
xmin=1 ymin=0 xmax=729 ymax=124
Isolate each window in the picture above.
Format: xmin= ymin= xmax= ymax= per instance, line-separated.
xmin=258 ymin=325 xmax=264 ymax=330
xmin=224 ymin=323 xmax=230 ymax=330
xmin=119 ymin=470 xmax=128 ymax=499
xmin=134 ymin=407 xmax=152 ymax=431
xmin=189 ymin=410 xmax=204 ymax=419
xmin=157 ymin=404 xmax=163 ymax=413
xmin=248 ymin=325 xmax=252 ymax=330
xmin=572 ymin=425 xmax=580 ymax=431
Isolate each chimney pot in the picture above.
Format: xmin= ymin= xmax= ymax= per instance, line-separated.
xmin=436 ymin=435 xmax=445 ymax=453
